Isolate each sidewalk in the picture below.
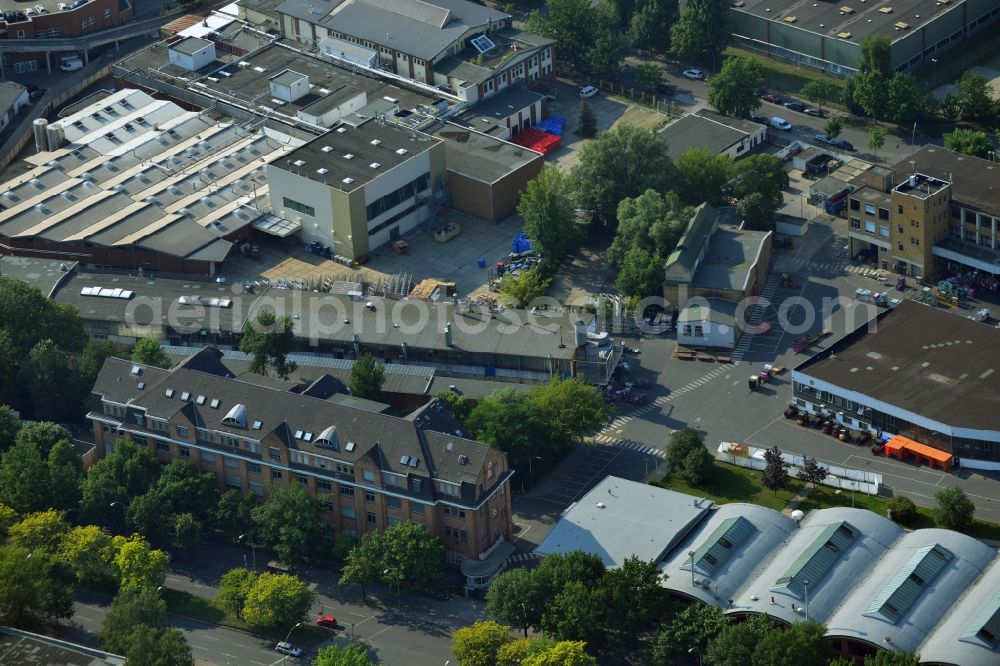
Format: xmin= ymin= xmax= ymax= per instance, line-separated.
xmin=781 ymin=483 xmax=815 ymax=515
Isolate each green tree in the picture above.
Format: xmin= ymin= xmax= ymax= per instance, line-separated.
xmin=59 ymin=525 xmax=119 ymax=586
xmin=0 ymin=544 xmax=74 ymax=628
xmin=666 ymin=427 xmax=705 ymax=472
xmin=126 ymin=490 xmax=176 ymax=542
xmin=451 ymin=619 xmax=513 ymax=666
xmin=630 ymin=0 xmax=677 ymax=53
xmin=732 ymin=154 xmax=787 ymax=209
xmin=0 ymin=439 xmax=51 ymax=513
xmin=467 ymin=389 xmax=549 ymax=485
xmin=125 ymin=626 xmax=194 ymax=666
xmin=858 ymin=35 xmax=891 ymax=75
xmin=0 ymin=333 xmax=17 ymax=413
xmin=518 ymin=165 xmax=582 ymax=268
xmin=0 ymin=404 xmax=21 ymax=452
xmin=678 ymin=446 xmax=714 ymax=487
xmin=886 ymin=72 xmax=929 ymax=123
xmin=240 ymin=310 xmax=298 ymax=380
xmin=348 ymin=352 xmax=385 ymax=401
xmin=435 ymin=391 xmax=472 ymax=427
xmin=0 ymin=275 xmax=87 ymax=356
xmin=212 ymin=489 xmax=256 ymax=543
xmin=751 ymin=619 xmax=829 ymax=666
xmin=800 ymin=79 xmax=838 ymax=110
xmin=576 ymin=99 xmax=596 ymax=138
xmin=218 ymin=567 xmax=257 ymax=619
xmin=7 ymin=508 xmax=69 ymax=554
xmin=251 ymin=481 xmax=324 ymax=562
xmin=379 ymin=520 xmax=445 ymax=591
xmin=853 ymin=70 xmax=889 ymax=120
xmin=796 ymin=456 xmax=829 ymax=485
xmin=542 ymin=580 xmax=605 ymax=644
xmin=823 ymin=117 xmax=844 ymax=140
xmin=588 ymin=30 xmax=628 ymax=77
xmin=652 ymin=603 xmax=728 ymax=665
xmin=114 ymin=534 xmax=169 ymax=591
xmin=616 ymin=247 xmax=664 ymax=298
xmin=762 ymin=446 xmax=790 ymax=496
xmin=934 ymin=487 xmax=975 ymax=530
xmin=705 ymin=614 xmax=777 ymax=666
xmin=80 ymin=439 xmax=161 ymax=526
xmin=608 ymin=190 xmax=690 ymax=267
xmin=487 ymin=568 xmax=545 ymax=637
xmin=339 ymin=530 xmax=383 ymax=602
xmin=14 ymin=421 xmax=71 ymax=458
xmin=601 ymin=556 xmax=665 ymax=646
xmin=944 ymin=128 xmax=995 ymax=159
xmin=26 ymin=339 xmax=86 ymax=423
xmin=867 ymin=125 xmax=887 ymax=161
xmin=131 ymin=337 xmax=172 ymax=369
xmin=955 ymin=70 xmax=995 ymax=120
xmin=47 ymin=439 xmax=83 ymax=514
xmin=671 ymin=0 xmax=731 ymax=68
xmin=571 ymin=123 xmax=676 ymax=224
xmin=738 ymin=192 xmax=778 ymax=232
xmin=497 ymin=637 xmax=556 ymax=666
xmin=314 ymin=643 xmax=374 ymax=666
xmin=77 ymin=340 xmax=122 ymax=395
xmin=171 ymin=512 xmax=203 ymax=549
xmin=525 ymin=0 xmax=604 ymax=71
xmin=887 ymin=495 xmax=917 ymax=526
xmin=0 ymin=502 xmax=16 ymax=538
xmin=636 ymin=63 xmax=664 ymax=89
xmin=153 ymin=460 xmax=219 ymax=522
xmin=498 ymin=270 xmax=553 ymax=309
xmin=864 ymin=651 xmax=922 ymax=666
xmin=535 ymin=551 xmax=607 ymax=607
xmin=530 ymin=378 xmax=612 ymax=453
xmin=524 ymin=641 xmax=597 ymax=666
xmin=242 ymin=572 xmax=316 ymax=630
xmin=676 ymin=148 xmax=733 ymax=206
xmin=707 ymin=56 xmax=763 ymax=119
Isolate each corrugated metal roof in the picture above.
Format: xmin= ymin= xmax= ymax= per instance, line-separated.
xmin=866 ymin=544 xmax=952 ymax=624
xmin=687 ymin=515 xmax=755 ymax=576
xmin=961 ymin=590 xmax=1000 ymax=647
xmin=774 ymin=521 xmax=858 ymax=597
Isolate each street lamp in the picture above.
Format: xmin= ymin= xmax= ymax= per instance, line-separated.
xmin=281 ymin=622 xmax=302 ymax=664
xmin=911 ymin=121 xmax=917 ymax=146
xmin=931 ymin=58 xmax=938 ymax=85
xmin=803 ymin=579 xmax=810 ymax=620
xmin=688 ymin=646 xmax=702 ymax=666
xmin=238 ymin=534 xmax=256 ymax=571
xmin=688 ymin=550 xmax=696 ymax=587
xmin=384 ymin=568 xmax=401 ymax=605
xmin=849 ymin=481 xmax=856 ymax=508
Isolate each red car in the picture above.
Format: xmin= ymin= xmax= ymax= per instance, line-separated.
xmin=759 ymin=92 xmax=782 ymax=104
xmin=316 ymin=615 xmax=337 ymax=628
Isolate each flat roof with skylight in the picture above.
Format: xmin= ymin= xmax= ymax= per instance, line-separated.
xmin=276 ymin=121 xmax=442 ymax=190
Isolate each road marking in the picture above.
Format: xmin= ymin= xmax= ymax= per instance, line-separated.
xmin=202 ymin=636 xmax=220 ymax=641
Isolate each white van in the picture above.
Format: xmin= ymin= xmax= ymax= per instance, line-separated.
xmin=59 ymin=53 xmax=84 ymax=72
xmin=579 ymin=85 xmax=598 ymax=99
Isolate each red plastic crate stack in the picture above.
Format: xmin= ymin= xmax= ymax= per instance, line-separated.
xmin=509 ymin=127 xmax=562 ymax=154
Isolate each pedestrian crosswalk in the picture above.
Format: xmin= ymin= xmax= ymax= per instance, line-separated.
xmin=590 ymin=436 xmax=666 ymax=459
xmin=772 ymin=257 xmax=869 ymax=276
xmin=509 ymin=552 xmax=539 ymax=564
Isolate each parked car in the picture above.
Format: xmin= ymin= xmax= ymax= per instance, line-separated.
xmin=759 ymin=92 xmax=782 ymax=104
xmin=316 ymin=615 xmax=337 ymax=628
xmin=682 ymin=68 xmax=705 ymax=80
xmin=814 ymin=132 xmax=833 ymax=145
xmin=833 ymin=139 xmax=855 ymax=151
xmin=783 ymin=101 xmax=806 ymax=112
xmin=804 ymin=107 xmax=825 ymax=117
xmin=655 ymin=83 xmax=674 ymax=95
xmin=579 ymin=85 xmax=598 ymax=98
xmin=275 ymin=642 xmax=303 ymax=658
xmin=751 ymin=116 xmax=769 ymax=126
xmin=770 ymin=117 xmax=792 ymax=131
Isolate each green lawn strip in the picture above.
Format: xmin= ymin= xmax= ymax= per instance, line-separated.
xmin=660 ymin=460 xmax=1000 ymax=541
xmin=724 ymin=46 xmax=845 ymax=106
xmin=161 ymin=589 xmax=329 ymax=646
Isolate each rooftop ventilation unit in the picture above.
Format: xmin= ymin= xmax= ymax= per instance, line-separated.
xmin=317 ymin=168 xmax=328 ymax=175
xmin=210 ymin=398 xmax=220 ymax=408
xmin=370 ymin=139 xmax=381 ymax=146
xmin=342 ymin=177 xmax=354 ymax=185
xmin=458 ymin=454 xmax=469 ymax=465
xmin=321 ymin=146 xmax=333 ymax=152
xmin=131 ymin=365 xmax=142 ymax=376
xmin=369 ymin=162 xmax=380 ymax=169
xmin=343 ymin=153 xmax=354 ymax=160
xmin=165 ymin=389 xmax=175 ymax=398
xmin=395 ymin=148 xmax=408 ymax=155
xmin=336 ymin=127 xmax=347 ymax=133
xmin=293 ymin=159 xmax=305 ymax=167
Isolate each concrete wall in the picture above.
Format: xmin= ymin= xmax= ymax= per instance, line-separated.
xmin=678 ymin=319 xmax=735 ymax=349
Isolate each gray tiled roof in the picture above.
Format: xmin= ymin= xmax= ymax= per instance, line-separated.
xmin=92 ymin=349 xmax=495 ymax=490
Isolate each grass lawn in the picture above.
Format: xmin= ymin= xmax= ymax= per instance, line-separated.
xmin=660 ymin=460 xmax=1000 ymax=542
xmin=658 ymin=460 xmax=807 ymax=512
xmin=725 ymin=46 xmax=844 ymax=102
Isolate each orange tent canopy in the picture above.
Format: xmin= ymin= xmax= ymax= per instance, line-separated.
xmin=885 ymin=435 xmax=953 ymax=469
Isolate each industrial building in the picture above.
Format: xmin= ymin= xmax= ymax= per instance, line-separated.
xmin=537 ymin=476 xmax=1000 ymax=665
xmin=847 ymin=146 xmax=1000 ymax=282
xmin=658 ymin=109 xmax=768 ymax=161
xmin=0 ymin=88 xmax=299 ymax=275
xmin=89 ymin=347 xmax=515 ymax=583
xmin=274 ymin=0 xmax=555 ymax=100
xmin=793 ymin=299 xmax=1000 ymax=469
xmin=730 ymin=0 xmax=1000 ymax=75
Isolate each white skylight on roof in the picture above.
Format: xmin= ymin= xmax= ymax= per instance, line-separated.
xmin=180 ymin=392 xmax=190 ymax=401
xmin=295 ymin=430 xmax=304 ymax=439
xmin=165 ymin=389 xmax=175 ymax=398
xmin=210 ymin=398 xmax=220 ymax=408
xmin=196 ymin=395 xmax=206 ymax=405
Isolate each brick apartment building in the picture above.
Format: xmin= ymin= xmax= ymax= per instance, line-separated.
xmin=0 ymin=0 xmax=134 ymax=73
xmin=88 ymin=348 xmax=515 ymax=579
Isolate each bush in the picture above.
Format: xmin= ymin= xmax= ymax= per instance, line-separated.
xmin=887 ymin=496 xmax=916 ymax=525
